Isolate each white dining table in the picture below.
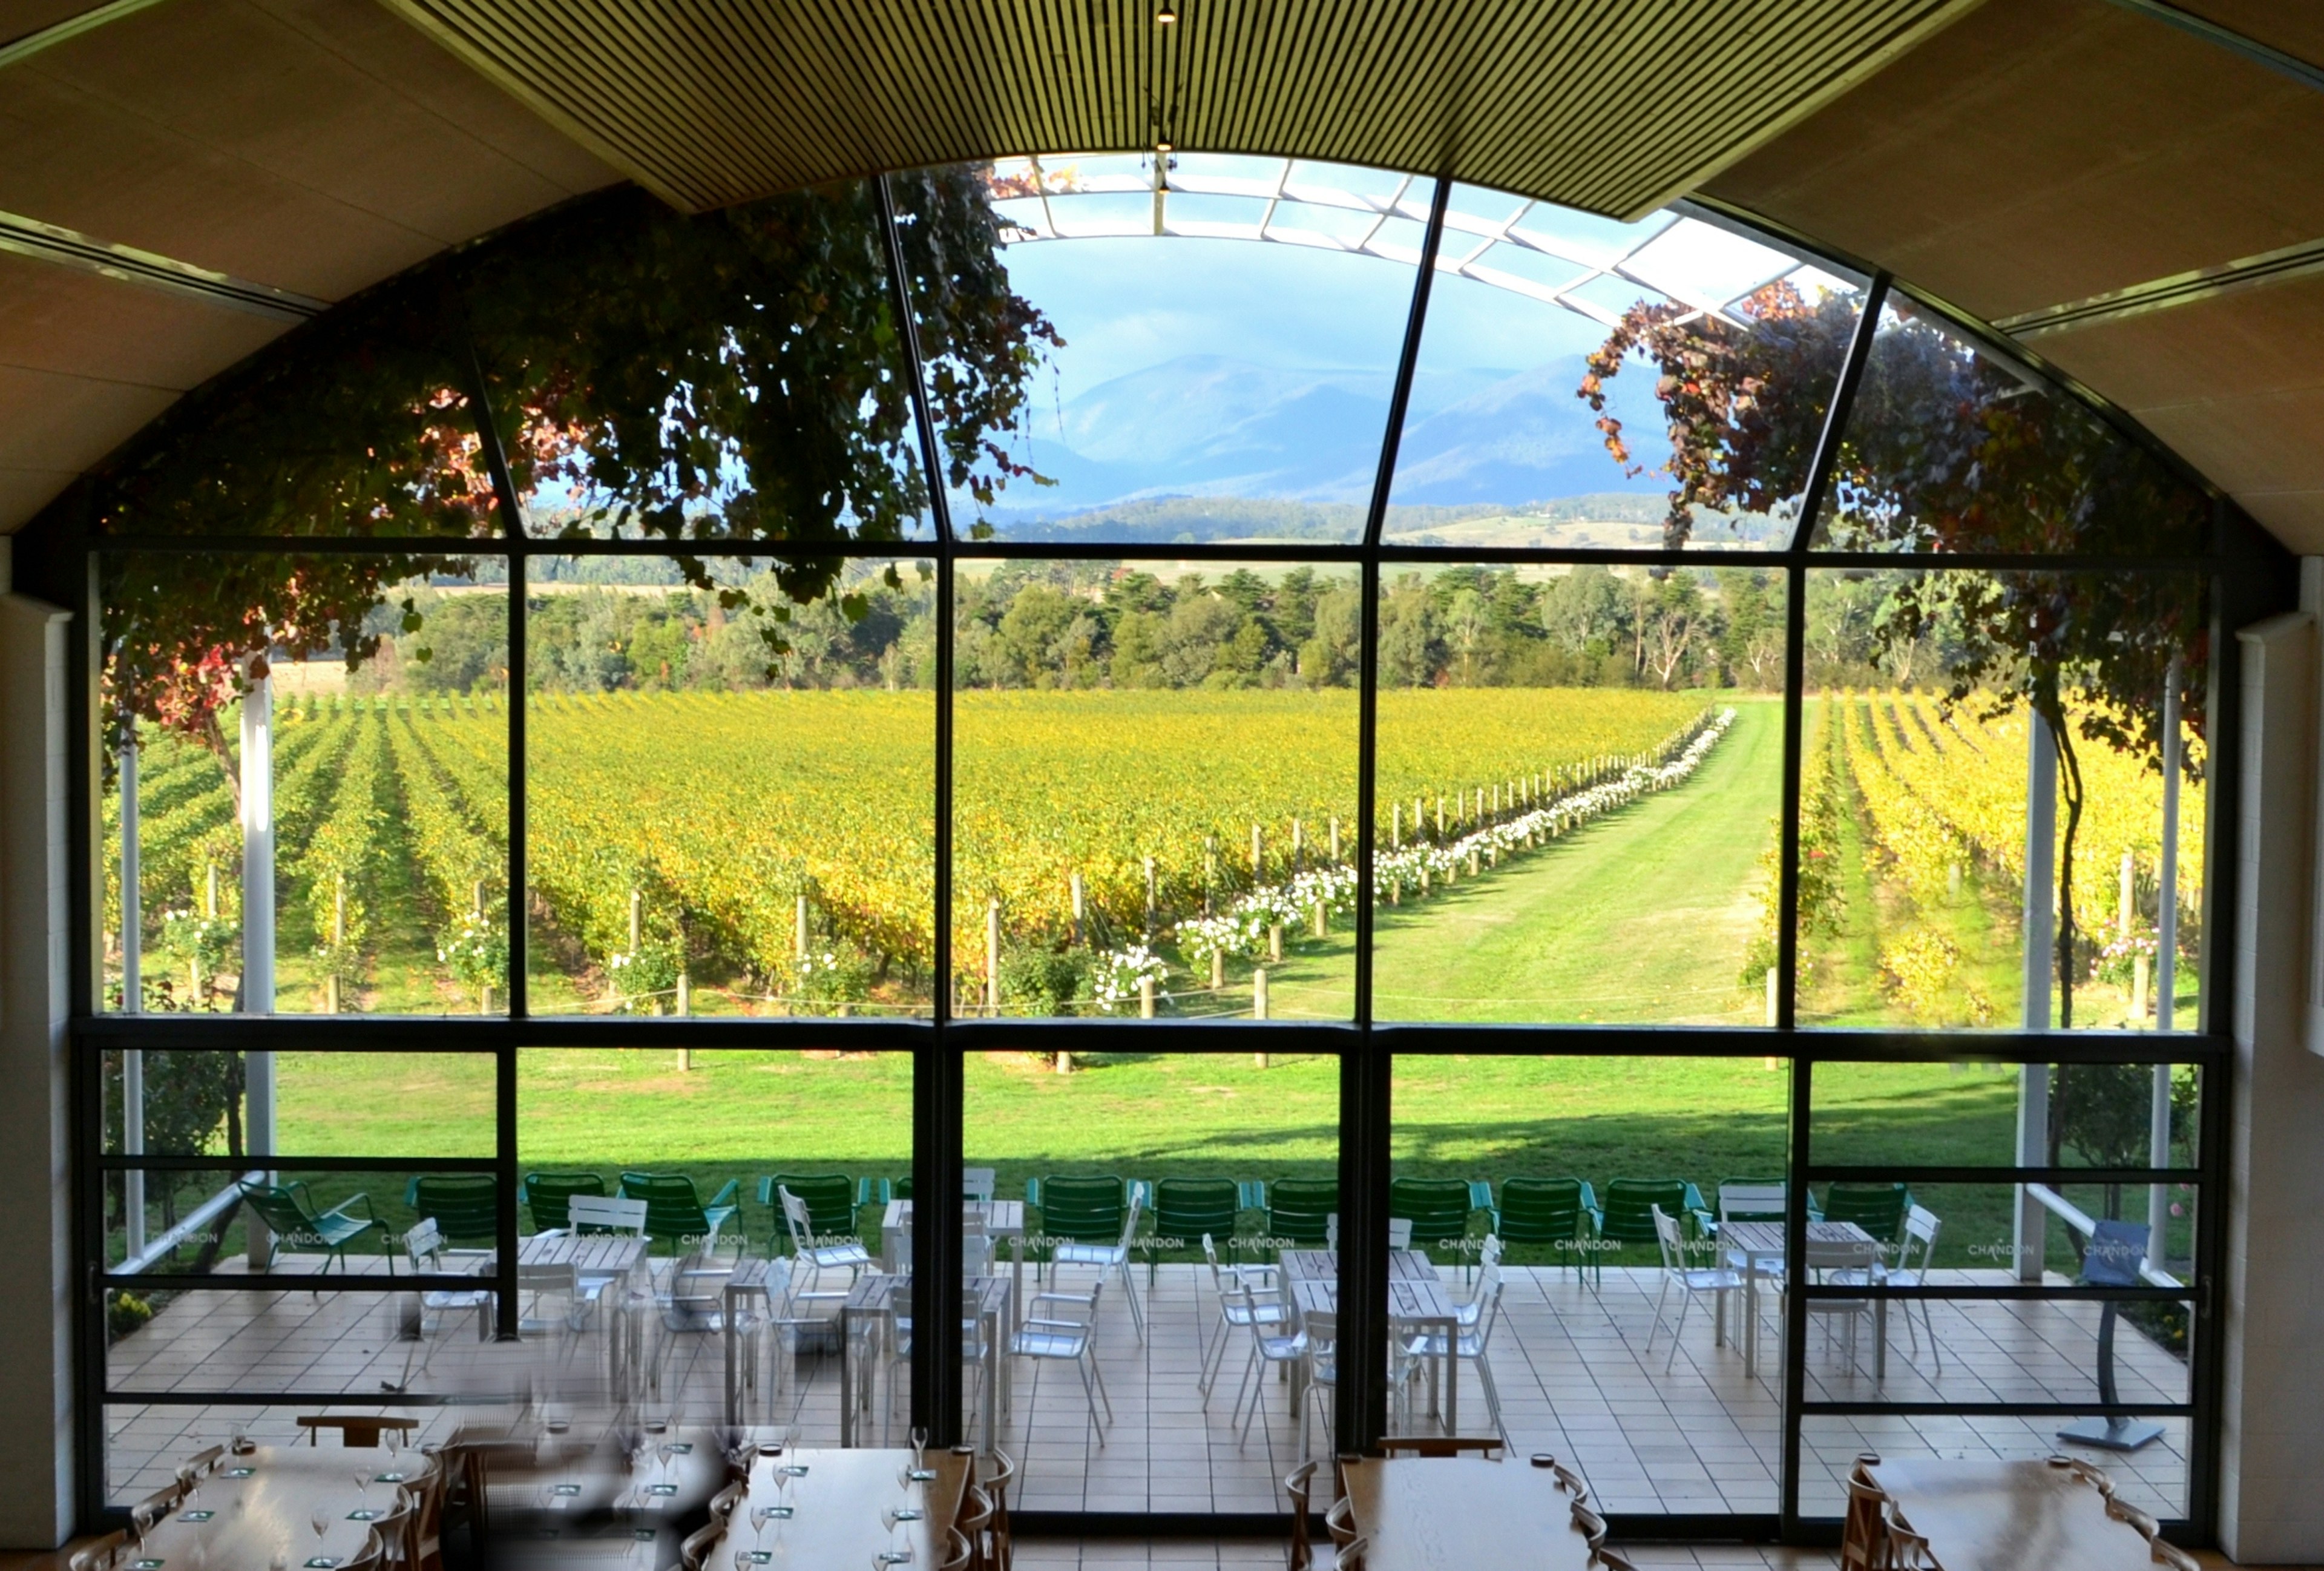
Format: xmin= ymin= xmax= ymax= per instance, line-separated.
xmin=1719 ymin=1219 xmax=1886 ymax=1381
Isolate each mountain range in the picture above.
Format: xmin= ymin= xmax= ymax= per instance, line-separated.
xmin=968 ymin=351 xmax=1675 ymax=536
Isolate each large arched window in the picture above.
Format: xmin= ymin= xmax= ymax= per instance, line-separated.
xmin=76 ymin=152 xmax=2240 ymax=1546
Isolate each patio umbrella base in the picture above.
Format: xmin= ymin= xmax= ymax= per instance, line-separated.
xmin=2056 ymin=1417 xmax=2165 ymax=1452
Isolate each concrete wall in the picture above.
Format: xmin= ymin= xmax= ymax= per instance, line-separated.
xmin=2217 ymin=601 xmax=2324 ymax=1564
xmin=0 ymin=575 xmax=77 ymax=1546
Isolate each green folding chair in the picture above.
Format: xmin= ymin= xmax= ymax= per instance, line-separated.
xmin=1492 ymin=1176 xmax=1602 ymax=1286
xmin=405 ymin=1174 xmax=499 ymax=1249
xmin=617 ymin=1171 xmax=740 ymax=1255
xmin=1388 ymin=1176 xmax=1476 ymax=1257
xmin=1820 ymin=1182 xmax=1910 ymax=1245
xmin=1598 ymin=1178 xmax=1704 ymax=1256
xmin=522 ymin=1171 xmax=606 ymax=1234
xmin=1146 ymin=1177 xmax=1241 ymax=1284
xmin=1267 ymin=1177 xmax=1338 ymax=1253
xmin=236 ymin=1179 xmax=382 ymax=1274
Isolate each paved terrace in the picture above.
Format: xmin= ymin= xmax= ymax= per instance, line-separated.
xmin=107 ymin=1258 xmax=2187 ymax=1524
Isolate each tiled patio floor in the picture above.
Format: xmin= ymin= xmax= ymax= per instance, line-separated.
xmin=106 ymin=1259 xmax=2189 ymax=1524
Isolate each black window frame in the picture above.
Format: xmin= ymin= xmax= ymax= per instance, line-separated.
xmin=56 ymin=163 xmax=2286 ymax=1548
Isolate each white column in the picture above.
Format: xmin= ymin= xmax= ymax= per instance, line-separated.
xmin=120 ymin=742 xmax=145 ymax=1257
xmin=0 ymin=585 xmax=79 ymax=1543
xmin=2219 ymin=604 xmax=2324 ymax=1563
xmin=2015 ymin=710 xmax=2057 ymax=1282
xmin=240 ymin=664 xmax=275 ymax=1266
xmin=2148 ymin=657 xmax=2181 ymax=1273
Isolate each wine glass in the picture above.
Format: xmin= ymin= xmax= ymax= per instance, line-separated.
xmin=354 ymin=1467 xmax=372 ymax=1505
xmin=310 ymin=1502 xmax=333 ymax=1559
xmin=909 ymin=1427 xmax=928 ymax=1478
xmin=750 ymin=1503 xmax=774 ymax=1545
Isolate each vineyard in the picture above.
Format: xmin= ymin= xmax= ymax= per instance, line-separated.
xmin=1797 ymin=691 xmax=2204 ymax=1028
xmin=107 ymin=686 xmax=1725 ymax=1016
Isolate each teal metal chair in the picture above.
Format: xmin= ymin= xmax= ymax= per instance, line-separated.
xmin=1146 ymin=1177 xmax=1241 ymax=1284
xmin=1388 ymin=1176 xmax=1476 ymax=1257
xmin=522 ymin=1171 xmax=606 ymax=1234
xmin=617 ymin=1171 xmax=740 ymax=1254
xmin=405 ymin=1174 xmax=499 ymax=1249
xmin=1492 ymin=1177 xmax=1601 ymax=1285
xmin=1267 ymin=1177 xmax=1338 ymax=1252
xmin=1036 ymin=1174 xmax=1126 ymax=1270
xmin=236 ymin=1179 xmax=382 ymax=1273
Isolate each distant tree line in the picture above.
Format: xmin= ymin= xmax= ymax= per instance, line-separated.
xmin=372 ymin=557 xmax=1958 ymax=696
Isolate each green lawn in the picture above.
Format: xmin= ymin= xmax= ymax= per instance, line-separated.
xmin=1372 ymin=697 xmax=1778 ymax=1024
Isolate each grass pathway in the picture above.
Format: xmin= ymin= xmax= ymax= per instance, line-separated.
xmin=1370 ymin=697 xmax=1780 ymax=1023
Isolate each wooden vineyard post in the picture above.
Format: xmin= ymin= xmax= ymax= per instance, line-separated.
xmin=1204 ymin=837 xmax=1218 ymax=915
xmin=1291 ymin=818 xmax=1304 ymax=873
xmin=795 ymin=895 xmax=810 ymax=963
xmin=1253 ymin=967 xmax=1269 ymax=1023
xmin=1419 ymin=863 xmax=1431 ymax=898
xmin=1251 ymin=823 xmax=1264 ymax=885
xmin=1211 ymin=949 xmax=1225 ymax=990
xmin=1765 ymin=969 xmax=1781 ymax=1067
xmin=1269 ymin=924 xmax=1284 ymax=963
xmin=1311 ymin=901 xmax=1327 ymax=939
xmin=1059 ymin=1049 xmax=1075 ymax=1075
xmin=1070 ymin=873 xmax=1087 ymax=946
xmin=629 ymin=886 xmax=642 ymax=955
xmin=1140 ymin=977 xmax=1155 ymax=1019
xmin=1392 ymin=803 xmax=1402 ymax=849
xmin=1143 ymin=858 xmax=1157 ymax=940
xmin=1434 ymin=795 xmax=1444 ymax=840
xmin=476 ymin=883 xmax=493 ymax=1015
xmin=1330 ymin=817 xmax=1341 ymax=863
xmin=985 ymin=899 xmax=1001 ymax=1016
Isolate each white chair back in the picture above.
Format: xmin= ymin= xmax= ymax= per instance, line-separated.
xmin=1804 ymin=1234 xmax=1881 ymax=1274
xmin=780 ymin=1185 xmax=814 ymax=1253
xmin=1719 ymin=1182 xmax=1787 ymax=1222
xmin=404 ymin=1219 xmax=445 ymax=1268
xmin=963 ymin=1167 xmax=997 ymax=1202
xmin=1650 ymin=1205 xmax=1687 ymax=1273
xmin=1897 ymin=1205 xmax=1941 ymax=1275
xmin=569 ymin=1194 xmax=648 ymax=1236
xmin=1386 ymin=1218 xmax=1414 ymax=1250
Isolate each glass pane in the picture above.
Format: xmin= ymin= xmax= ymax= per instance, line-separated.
xmin=1810 ymin=1062 xmax=2204 ymax=1172
xmin=953 ymin=560 xmax=1359 ymax=1019
xmin=1814 ymin=299 xmax=2209 ymax=556
xmin=453 ymin=180 xmax=936 ymax=544
xmin=101 ymin=1163 xmax=496 ymax=1279
xmin=1389 ymin=1053 xmax=1790 ymax=1515
xmin=102 ymin=553 xmax=509 ymax=1015
xmin=963 ymin=1048 xmax=1338 ymax=1511
xmin=1373 ymin=564 xmax=1785 ymax=1022
xmin=1387 ymin=192 xmax=1865 ymax=548
xmin=102 ymin=1049 xmax=496 ymax=1162
xmin=525 ymin=556 xmax=935 ymax=1017
xmin=903 ymin=156 xmax=1430 ymax=542
xmin=517 ymin=1047 xmax=912 ymax=1440
xmin=1795 ymin=571 xmax=2206 ymax=1031
xmin=1799 ymin=1415 xmax=2188 ymax=1521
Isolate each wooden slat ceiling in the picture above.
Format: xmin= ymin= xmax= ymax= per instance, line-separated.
xmin=381 ymin=0 xmax=1986 ymax=219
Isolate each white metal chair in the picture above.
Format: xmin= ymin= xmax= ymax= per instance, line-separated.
xmin=566 ymin=1193 xmax=648 ymax=1235
xmin=963 ymin=1166 xmax=997 ymax=1202
xmin=1397 ymin=1276 xmax=1510 ymax=1447
xmin=1323 ymin=1214 xmax=1413 ymax=1250
xmin=1052 ymin=1190 xmax=1144 ymax=1340
xmin=1226 ymin=1279 xmax=1308 ymax=1446
xmin=1299 ymin=1309 xmax=1338 ymax=1461
xmin=1713 ymin=1182 xmax=1788 ymax=1257
xmin=400 ymin=1220 xmax=492 ymax=1345
xmin=1198 ymin=1233 xmax=1288 ymax=1400
xmin=1643 ymin=1204 xmax=1741 ymax=1372
xmin=780 ymin=1183 xmax=873 ymax=1294
xmin=1796 ymin=1232 xmax=1883 ymax=1374
xmin=1456 ymin=1253 xmax=1503 ymax=1331
xmin=1010 ymin=1278 xmax=1113 ymax=1447
xmin=1832 ymin=1204 xmax=1943 ymax=1372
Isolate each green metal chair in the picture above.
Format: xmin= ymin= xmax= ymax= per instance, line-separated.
xmin=1036 ymin=1174 xmax=1126 ymax=1274
xmin=1492 ymin=1176 xmax=1601 ymax=1285
xmin=236 ymin=1179 xmax=382 ymax=1273
xmin=1267 ymin=1177 xmax=1338 ymax=1252
xmin=1819 ymin=1182 xmax=1910 ymax=1244
xmin=1597 ymin=1179 xmax=1704 ymax=1255
xmin=1388 ymin=1176 xmax=1476 ymax=1256
xmin=617 ymin=1171 xmax=740 ymax=1254
xmin=758 ymin=1173 xmax=859 ymax=1250
xmin=1146 ymin=1177 xmax=1241 ymax=1285
xmin=522 ymin=1171 xmax=606 ymax=1235
xmin=405 ymin=1174 xmax=499 ymax=1249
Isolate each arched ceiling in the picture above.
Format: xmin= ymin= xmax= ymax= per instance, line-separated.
xmin=3 ymin=0 xmax=2322 ymax=553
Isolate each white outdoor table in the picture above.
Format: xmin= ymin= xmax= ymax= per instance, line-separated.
xmin=836 ymin=1273 xmax=1013 ymax=1451
xmin=882 ymin=1198 xmax=1026 ymax=1331
xmin=1282 ymin=1253 xmax=1464 ymax=1433
xmin=1718 ymin=1219 xmax=1886 ymax=1382
xmin=508 ymin=1230 xmax=652 ymax=1399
